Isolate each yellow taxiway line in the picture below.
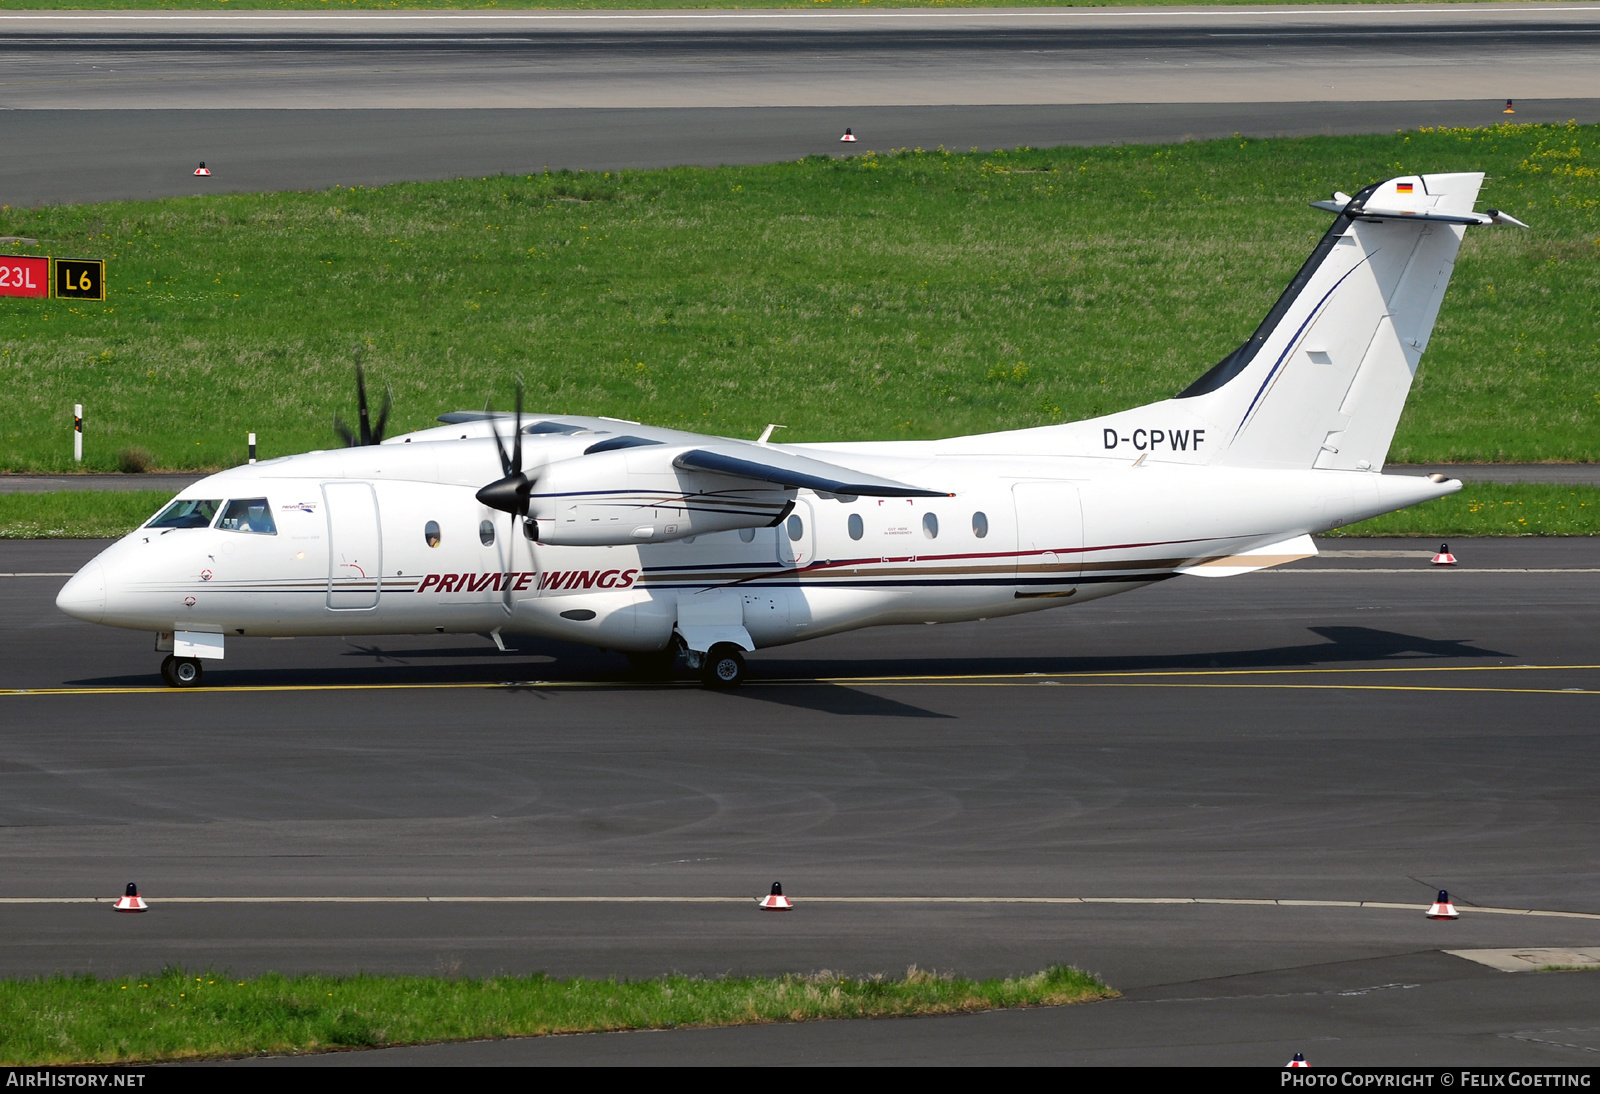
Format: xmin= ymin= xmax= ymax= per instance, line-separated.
xmin=0 ymin=894 xmax=1595 ymax=920
xmin=4 ymin=663 xmax=1599 ymax=698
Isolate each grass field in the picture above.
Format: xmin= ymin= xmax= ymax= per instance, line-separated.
xmin=6 ymin=483 xmax=1596 ymax=538
xmin=0 ymin=0 xmax=1533 ymax=11
xmin=0 ymin=490 xmax=170 ymax=538
xmin=1328 ymin=483 xmax=1600 ymax=537
xmin=0 ymin=964 xmax=1111 ymax=1064
xmin=2 ymin=124 xmax=1598 ymax=472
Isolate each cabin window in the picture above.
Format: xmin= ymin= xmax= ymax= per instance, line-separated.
xmin=147 ymin=498 xmax=220 ymax=530
xmin=739 ymin=527 xmax=756 ymax=543
xmin=922 ymin=512 xmax=939 ymax=539
xmin=479 ymin=520 xmax=495 ymax=547
xmin=972 ymin=511 xmax=989 ymax=538
xmin=848 ymin=513 xmax=864 ymax=540
xmin=216 ymin=498 xmax=277 ymax=535
xmin=425 ymin=520 xmax=441 ymax=548
xmin=787 ymin=515 xmax=804 ymax=542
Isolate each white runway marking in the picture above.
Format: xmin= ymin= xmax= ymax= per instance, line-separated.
xmin=2 ymin=895 xmax=1597 ymax=921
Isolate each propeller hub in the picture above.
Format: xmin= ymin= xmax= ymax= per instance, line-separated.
xmin=476 ymin=472 xmax=532 ymax=515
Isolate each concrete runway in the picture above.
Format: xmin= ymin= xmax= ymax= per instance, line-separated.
xmin=3 ymin=6 xmax=1600 ymax=205
xmin=3 ymin=535 xmax=1598 ymax=1063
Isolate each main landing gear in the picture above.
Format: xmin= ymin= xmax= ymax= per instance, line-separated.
xmin=160 ymin=655 xmax=203 ymax=688
xmin=631 ymin=642 xmax=748 ymax=688
xmin=699 ymin=643 xmax=746 ymax=690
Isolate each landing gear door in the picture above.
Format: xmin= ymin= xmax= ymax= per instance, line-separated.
xmin=323 ymin=481 xmax=382 ymax=610
xmin=775 ymin=500 xmax=814 ymax=569
xmin=1011 ymin=482 xmax=1082 ymax=598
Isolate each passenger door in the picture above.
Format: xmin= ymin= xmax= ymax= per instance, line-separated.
xmin=323 ymin=482 xmax=382 ymax=609
xmin=1011 ymin=482 xmax=1082 ymax=597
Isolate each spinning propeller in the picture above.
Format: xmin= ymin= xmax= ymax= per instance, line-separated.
xmin=475 ymin=380 xmax=539 ymax=520
xmin=475 ymin=381 xmax=541 ymax=613
xmin=333 ymin=364 xmax=392 ymax=448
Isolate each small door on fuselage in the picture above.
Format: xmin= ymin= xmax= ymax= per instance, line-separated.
xmin=776 ymin=500 xmax=815 ymax=569
xmin=1012 ymin=482 xmax=1082 ymax=598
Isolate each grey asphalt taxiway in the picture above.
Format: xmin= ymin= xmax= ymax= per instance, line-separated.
xmin=3 ymin=5 xmax=1600 ymax=205
xmin=3 ymin=535 xmax=1598 ymax=1064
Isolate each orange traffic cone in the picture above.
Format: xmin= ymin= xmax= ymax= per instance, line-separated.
xmin=1432 ymin=543 xmax=1457 ymax=566
xmin=113 ymin=882 xmax=148 ymax=913
xmin=194 ymin=163 xmax=211 ymax=177
xmin=1286 ymin=1053 xmax=1309 ymax=1067
xmin=839 ymin=128 xmax=857 ymax=143
xmin=1427 ymin=889 xmax=1459 ymax=920
xmin=758 ymin=881 xmax=793 ymax=910
xmin=1503 ymin=100 xmax=1515 ymax=114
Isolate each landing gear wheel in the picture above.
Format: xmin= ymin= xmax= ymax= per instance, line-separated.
xmin=626 ymin=648 xmax=678 ymax=680
xmin=700 ymin=644 xmax=746 ymax=689
xmin=160 ymin=655 xmax=202 ymax=688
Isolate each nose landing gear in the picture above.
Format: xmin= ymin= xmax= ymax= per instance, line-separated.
xmin=159 ymin=655 xmax=203 ymax=688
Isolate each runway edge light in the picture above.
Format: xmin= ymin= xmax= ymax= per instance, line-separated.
xmin=1432 ymin=543 xmax=1457 ymax=566
xmin=1427 ymin=890 xmax=1459 ymax=920
xmin=194 ymin=162 xmax=211 ymax=177
xmin=759 ymin=881 xmax=793 ymax=910
xmin=113 ymin=882 xmax=147 ymax=913
xmin=839 ymin=128 xmax=857 ymax=143
xmin=1286 ymin=1053 xmax=1309 ymax=1068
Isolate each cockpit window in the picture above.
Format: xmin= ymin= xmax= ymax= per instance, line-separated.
xmin=217 ymin=498 xmax=278 ymax=535
xmin=147 ymin=499 xmax=221 ymax=530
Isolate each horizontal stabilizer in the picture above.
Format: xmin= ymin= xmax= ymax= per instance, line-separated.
xmin=1308 ymin=199 xmax=1529 ymax=228
xmin=675 ymin=446 xmax=948 ymax=498
xmin=1177 ymin=533 xmax=1318 ymax=578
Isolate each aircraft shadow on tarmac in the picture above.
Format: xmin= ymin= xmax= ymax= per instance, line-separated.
xmin=757 ymin=626 xmax=1514 ymax=680
xmin=64 ymin=625 xmax=1509 ymax=695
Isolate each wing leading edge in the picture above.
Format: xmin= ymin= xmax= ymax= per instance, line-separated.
xmin=675 ymin=446 xmax=948 ymax=498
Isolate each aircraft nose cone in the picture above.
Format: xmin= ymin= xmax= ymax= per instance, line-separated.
xmin=56 ymin=561 xmax=106 ymax=623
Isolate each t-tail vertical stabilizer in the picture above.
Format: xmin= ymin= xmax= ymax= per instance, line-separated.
xmin=1178 ymin=172 xmax=1525 ymax=471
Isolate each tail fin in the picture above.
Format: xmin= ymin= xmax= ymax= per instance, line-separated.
xmin=1180 ymin=172 xmax=1517 ymax=471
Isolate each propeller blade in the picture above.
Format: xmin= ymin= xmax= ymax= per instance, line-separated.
xmin=371 ymin=384 xmax=393 ymax=446
xmin=503 ymin=517 xmax=519 ymax=615
xmin=355 ymin=364 xmax=373 ymax=447
xmin=333 ymin=417 xmax=357 ymax=448
xmin=484 ymin=397 xmax=512 ymax=479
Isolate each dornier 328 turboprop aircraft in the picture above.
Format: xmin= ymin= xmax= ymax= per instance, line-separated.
xmin=57 ymin=173 xmax=1525 ymax=688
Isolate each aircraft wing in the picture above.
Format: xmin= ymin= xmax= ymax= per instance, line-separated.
xmin=674 ymin=445 xmax=948 ymax=498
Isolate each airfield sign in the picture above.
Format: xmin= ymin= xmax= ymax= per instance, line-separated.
xmin=55 ymin=258 xmax=105 ymax=301
xmin=0 ymin=255 xmax=49 ymax=298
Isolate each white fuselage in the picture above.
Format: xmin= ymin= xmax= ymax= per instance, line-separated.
xmin=54 ymin=169 xmax=1501 ymax=671
xmin=56 ymin=423 xmax=1454 ymax=655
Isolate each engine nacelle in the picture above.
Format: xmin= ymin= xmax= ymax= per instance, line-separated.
xmin=523 ymin=449 xmax=794 ymax=546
